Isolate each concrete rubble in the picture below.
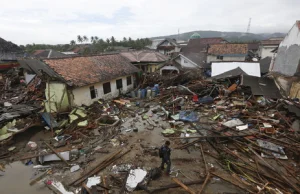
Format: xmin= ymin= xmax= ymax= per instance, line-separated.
xmin=0 ymin=69 xmax=300 ymax=194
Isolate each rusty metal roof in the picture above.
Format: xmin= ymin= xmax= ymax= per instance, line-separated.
xmin=43 ymin=54 xmax=140 ymax=87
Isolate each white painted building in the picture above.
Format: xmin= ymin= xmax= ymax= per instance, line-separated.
xmin=259 ymin=37 xmax=283 ymax=59
xmin=174 ymin=54 xmax=203 ymax=69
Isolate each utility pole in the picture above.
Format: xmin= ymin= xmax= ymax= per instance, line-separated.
xmin=246 ymin=18 xmax=251 ymax=34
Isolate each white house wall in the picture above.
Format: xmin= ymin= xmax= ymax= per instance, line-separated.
xmin=180 ymin=56 xmax=198 ymax=68
xmin=259 ymin=46 xmax=277 ymax=58
xmin=207 ymin=55 xmax=245 ymax=63
xmin=272 ymin=22 xmax=300 ymax=76
xmin=72 ymin=75 xmax=134 ymax=106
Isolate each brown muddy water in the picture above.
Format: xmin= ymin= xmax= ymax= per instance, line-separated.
xmin=0 ymin=161 xmax=50 ymax=194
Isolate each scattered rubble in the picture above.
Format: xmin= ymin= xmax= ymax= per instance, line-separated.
xmin=0 ymin=69 xmax=300 ymax=194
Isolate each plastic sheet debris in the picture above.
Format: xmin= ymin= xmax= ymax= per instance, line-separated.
xmin=111 ymin=164 xmax=132 ymax=174
xmin=257 ymin=139 xmax=288 ymax=159
xmin=86 ymin=176 xmax=101 ymax=188
xmin=41 ymin=112 xmax=59 ymax=128
xmin=179 ymin=111 xmax=199 ymax=122
xmin=236 ymin=124 xmax=248 ymax=131
xmin=162 ymin=128 xmax=175 ymax=135
xmin=77 ymin=120 xmax=88 ymax=127
xmin=223 ymin=119 xmax=244 ymax=128
xmin=39 ymin=151 xmax=70 ymax=164
xmin=8 ymin=146 xmax=16 ymax=151
xmin=198 ymin=96 xmax=214 ymax=104
xmin=126 ymin=169 xmax=147 ymax=191
xmin=33 ymin=165 xmax=51 ymax=169
xmin=70 ymin=165 xmax=80 ymax=172
xmin=4 ymin=102 xmax=12 ymax=107
xmin=50 ymin=181 xmax=74 ymax=194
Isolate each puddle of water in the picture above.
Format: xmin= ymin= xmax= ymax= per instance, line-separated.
xmin=0 ymin=161 xmax=50 ymax=194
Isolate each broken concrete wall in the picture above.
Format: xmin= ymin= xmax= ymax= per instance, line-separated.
xmin=72 ymin=75 xmax=134 ymax=106
xmin=272 ymin=21 xmax=300 ymax=76
xmin=45 ymin=82 xmax=70 ymax=113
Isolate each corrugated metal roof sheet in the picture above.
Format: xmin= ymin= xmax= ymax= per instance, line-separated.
xmin=120 ymin=51 xmax=168 ymax=63
xmin=212 ymin=62 xmax=261 ymax=77
xmin=241 ymin=75 xmax=281 ymax=99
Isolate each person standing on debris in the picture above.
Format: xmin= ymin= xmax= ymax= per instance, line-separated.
xmin=159 ymin=141 xmax=171 ymax=174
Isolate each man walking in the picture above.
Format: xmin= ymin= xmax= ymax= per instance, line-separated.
xmin=159 ymin=141 xmax=171 ymax=175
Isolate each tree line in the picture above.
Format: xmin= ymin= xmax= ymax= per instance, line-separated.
xmin=22 ymin=35 xmax=152 ymax=54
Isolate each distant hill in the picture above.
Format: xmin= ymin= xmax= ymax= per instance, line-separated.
xmin=151 ymin=30 xmax=286 ymax=42
xmin=0 ymin=37 xmax=22 ymax=52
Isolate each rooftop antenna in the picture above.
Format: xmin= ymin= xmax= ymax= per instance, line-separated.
xmin=246 ymin=18 xmax=251 ymax=34
xmin=177 ymin=28 xmax=180 ymax=41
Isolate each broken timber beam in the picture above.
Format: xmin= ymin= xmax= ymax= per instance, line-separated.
xmin=44 ymin=142 xmax=70 ymax=166
xmin=198 ymin=172 xmax=211 ymax=194
xmin=169 ymin=134 xmax=254 ymax=139
xmin=71 ymin=149 xmax=130 ymax=186
xmin=172 ymin=177 xmax=196 ymax=194
xmin=210 ymin=172 xmax=254 ymax=193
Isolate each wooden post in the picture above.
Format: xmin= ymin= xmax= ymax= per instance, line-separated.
xmin=198 ymin=173 xmax=210 ymax=194
xmin=44 ymin=142 xmax=70 ymax=166
xmin=103 ymin=176 xmax=109 ymax=194
xmin=172 ymin=178 xmax=196 ymax=194
xmin=82 ymin=183 xmax=92 ymax=194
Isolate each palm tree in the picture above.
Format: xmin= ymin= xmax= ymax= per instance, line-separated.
xmin=91 ymin=36 xmax=94 ymax=43
xmin=106 ymin=38 xmax=110 ymax=44
xmin=83 ymin=35 xmax=88 ymax=43
xmin=70 ymin=40 xmax=76 ymax=45
xmin=94 ymin=36 xmax=99 ymax=41
xmin=110 ymin=36 xmax=116 ymax=47
xmin=77 ymin=35 xmax=83 ymax=44
xmin=123 ymin=37 xmax=127 ymax=42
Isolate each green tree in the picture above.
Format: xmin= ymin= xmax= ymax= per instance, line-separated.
xmin=83 ymin=35 xmax=89 ymax=43
xmin=77 ymin=35 xmax=83 ymax=44
xmin=110 ymin=36 xmax=116 ymax=47
xmin=70 ymin=40 xmax=76 ymax=45
xmin=106 ymin=38 xmax=110 ymax=44
xmin=90 ymin=36 xmax=94 ymax=43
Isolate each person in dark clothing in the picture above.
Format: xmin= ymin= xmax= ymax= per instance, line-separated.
xmin=160 ymin=141 xmax=171 ymax=174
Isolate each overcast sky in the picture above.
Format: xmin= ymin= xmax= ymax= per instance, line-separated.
xmin=1 ymin=0 xmax=298 ymax=45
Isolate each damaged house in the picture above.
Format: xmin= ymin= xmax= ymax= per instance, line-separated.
xmin=156 ymin=38 xmax=181 ymax=56
xmin=160 ymin=52 xmax=207 ymax=75
xmin=19 ymin=54 xmax=140 ymax=112
xmin=270 ymin=20 xmax=300 ymax=98
xmin=120 ymin=50 xmax=168 ymax=73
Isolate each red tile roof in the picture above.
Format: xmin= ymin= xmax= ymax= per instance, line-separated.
xmin=208 ymin=43 xmax=248 ymax=55
xmin=120 ymin=50 xmax=168 ymax=63
xmin=43 ymin=54 xmax=140 ymax=87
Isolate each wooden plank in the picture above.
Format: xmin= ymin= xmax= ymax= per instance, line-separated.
xmin=148 ymin=180 xmax=204 ymax=193
xmin=44 ymin=142 xmax=70 ymax=166
xmin=198 ymin=173 xmax=210 ymax=194
xmin=172 ymin=177 xmax=196 ymax=194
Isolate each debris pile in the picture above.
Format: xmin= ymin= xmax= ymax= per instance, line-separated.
xmin=0 ymin=69 xmax=300 ymax=194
